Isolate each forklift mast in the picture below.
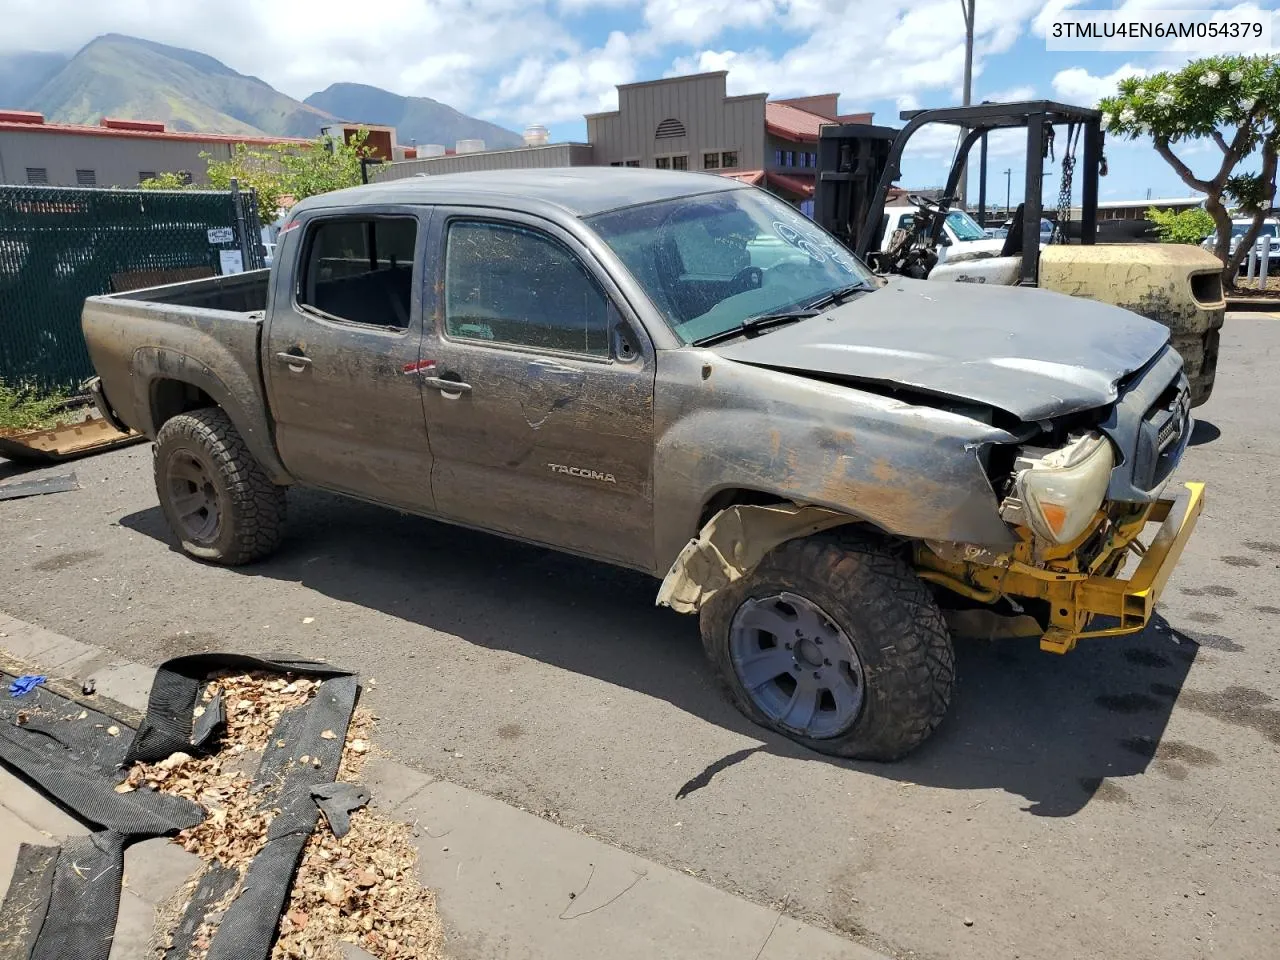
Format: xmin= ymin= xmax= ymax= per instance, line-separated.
xmin=814 ymin=101 xmax=1105 ymax=285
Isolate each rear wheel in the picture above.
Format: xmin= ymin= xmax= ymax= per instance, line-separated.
xmin=700 ymin=532 xmax=954 ymax=761
xmin=153 ymin=408 xmax=286 ymax=565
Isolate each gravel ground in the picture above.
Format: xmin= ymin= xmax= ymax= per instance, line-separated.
xmin=2 ymin=315 xmax=1277 ymax=960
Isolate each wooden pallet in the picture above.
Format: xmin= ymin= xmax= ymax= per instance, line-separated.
xmin=0 ymin=416 xmax=146 ymax=463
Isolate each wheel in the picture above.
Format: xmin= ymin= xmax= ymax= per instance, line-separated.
xmin=700 ymin=532 xmax=954 ymax=761
xmin=153 ymin=407 xmax=287 ymax=565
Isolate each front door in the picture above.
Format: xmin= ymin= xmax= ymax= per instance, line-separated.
xmin=419 ymin=211 xmax=655 ymax=569
xmin=264 ymin=207 xmax=437 ymax=513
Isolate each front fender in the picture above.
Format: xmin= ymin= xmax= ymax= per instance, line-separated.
xmin=652 ymin=351 xmax=1019 ymax=571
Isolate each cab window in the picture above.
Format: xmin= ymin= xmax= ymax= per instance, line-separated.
xmin=298 ymin=217 xmax=417 ymax=328
xmin=444 ymin=220 xmax=611 ymax=357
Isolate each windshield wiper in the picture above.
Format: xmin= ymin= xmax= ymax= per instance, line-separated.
xmin=806 ymin=280 xmax=874 ymax=311
xmin=691 ymin=309 xmax=819 ymax=347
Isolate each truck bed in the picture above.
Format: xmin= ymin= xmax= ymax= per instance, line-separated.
xmin=81 ymin=269 xmax=282 ymax=478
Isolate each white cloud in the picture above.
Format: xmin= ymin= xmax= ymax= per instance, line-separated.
xmin=495 ymin=31 xmax=637 ymax=125
xmin=1051 ymin=63 xmax=1148 ymax=105
xmin=665 ymin=0 xmax=1046 ymax=112
xmin=643 ymin=0 xmax=781 ymax=46
xmin=984 ymin=85 xmax=1037 ymax=102
xmin=0 ymin=0 xmax=578 ymax=116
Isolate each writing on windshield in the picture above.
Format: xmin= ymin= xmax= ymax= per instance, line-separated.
xmin=589 ymin=188 xmax=873 ymax=345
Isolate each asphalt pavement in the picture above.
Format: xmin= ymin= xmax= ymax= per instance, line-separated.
xmin=2 ymin=314 xmax=1277 ymax=960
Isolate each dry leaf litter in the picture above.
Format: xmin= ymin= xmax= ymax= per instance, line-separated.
xmin=123 ymin=672 xmax=441 ymax=960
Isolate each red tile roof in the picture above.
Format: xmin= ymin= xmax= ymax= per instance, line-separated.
xmin=766 ymin=102 xmax=873 ymax=142
xmin=0 ymin=116 xmax=312 ymax=147
xmin=717 ymin=169 xmax=814 ymax=197
xmin=767 ymin=171 xmax=816 ymax=197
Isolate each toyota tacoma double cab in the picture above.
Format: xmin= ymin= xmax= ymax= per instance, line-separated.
xmin=83 ymin=168 xmax=1204 ymax=760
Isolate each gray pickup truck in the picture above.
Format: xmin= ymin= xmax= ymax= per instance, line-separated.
xmin=84 ymin=168 xmax=1204 ymax=760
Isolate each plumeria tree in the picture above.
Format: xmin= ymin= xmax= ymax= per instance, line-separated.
xmin=1100 ymin=55 xmax=1279 ymax=288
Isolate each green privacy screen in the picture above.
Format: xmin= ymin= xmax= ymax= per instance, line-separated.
xmin=0 ymin=185 xmax=263 ymax=391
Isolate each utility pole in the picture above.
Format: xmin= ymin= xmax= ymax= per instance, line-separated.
xmin=1004 ymin=167 xmax=1012 ymax=218
xmin=956 ymin=0 xmax=975 ymax=209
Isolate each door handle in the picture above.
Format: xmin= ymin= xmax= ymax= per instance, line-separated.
xmin=421 ymin=376 xmax=472 ymax=394
xmin=275 ymin=351 xmax=312 ymax=368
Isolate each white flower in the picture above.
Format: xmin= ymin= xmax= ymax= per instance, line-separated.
xmin=1239 ymin=97 xmax=1257 ymax=112
xmin=1155 ymin=91 xmax=1175 ymax=108
xmin=1120 ymin=107 xmax=1137 ymax=124
xmin=1102 ymin=112 xmax=1115 ymax=128
xmin=1200 ymin=70 xmax=1220 ymax=87
xmin=1230 ymin=70 xmax=1243 ymax=83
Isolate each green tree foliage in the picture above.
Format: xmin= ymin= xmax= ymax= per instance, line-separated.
xmin=140 ymin=130 xmax=375 ymax=221
xmin=1146 ymin=206 xmax=1215 ymax=244
xmin=138 ymin=171 xmax=189 ymax=191
xmin=1100 ymin=55 xmax=1278 ymax=288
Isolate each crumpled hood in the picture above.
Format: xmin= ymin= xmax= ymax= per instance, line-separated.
xmin=713 ymin=276 xmax=1171 ymax=421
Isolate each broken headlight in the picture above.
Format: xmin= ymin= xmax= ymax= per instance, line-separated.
xmin=1000 ymin=433 xmax=1114 ymax=545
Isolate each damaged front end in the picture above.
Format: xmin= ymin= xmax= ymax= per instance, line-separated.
xmin=916 ymin=348 xmax=1203 ymax=653
xmin=916 ymin=481 xmax=1203 ymax=653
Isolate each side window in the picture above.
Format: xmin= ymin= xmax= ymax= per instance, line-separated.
xmin=298 ymin=217 xmax=417 ymax=329
xmin=444 ymin=221 xmax=611 ymax=357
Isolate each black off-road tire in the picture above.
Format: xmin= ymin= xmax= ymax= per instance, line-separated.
xmin=700 ymin=532 xmax=954 ymax=761
xmin=153 ymin=407 xmax=286 ymax=565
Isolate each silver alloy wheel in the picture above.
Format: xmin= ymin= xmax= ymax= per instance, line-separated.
xmin=164 ymin=451 xmax=222 ymax=544
xmin=728 ymin=591 xmax=866 ymax=738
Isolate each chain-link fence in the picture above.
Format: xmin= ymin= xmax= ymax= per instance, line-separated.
xmin=0 ymin=184 xmax=264 ymax=392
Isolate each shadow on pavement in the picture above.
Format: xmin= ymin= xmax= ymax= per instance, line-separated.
xmin=1189 ymin=419 xmax=1221 ymax=446
xmin=121 ymin=489 xmax=1208 ymax=818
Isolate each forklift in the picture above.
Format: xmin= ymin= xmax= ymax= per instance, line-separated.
xmin=813 ymin=101 xmax=1225 ymax=405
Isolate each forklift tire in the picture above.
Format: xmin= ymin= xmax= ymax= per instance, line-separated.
xmin=700 ymin=531 xmax=954 ymax=761
xmin=153 ymin=407 xmax=286 ymax=565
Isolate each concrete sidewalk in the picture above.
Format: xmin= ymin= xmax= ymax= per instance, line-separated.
xmin=0 ymin=611 xmax=887 ymax=960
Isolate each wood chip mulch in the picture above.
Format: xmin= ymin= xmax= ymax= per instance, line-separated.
xmin=129 ymin=672 xmax=443 ymax=960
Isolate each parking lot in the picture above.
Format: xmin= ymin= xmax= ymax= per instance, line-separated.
xmin=2 ymin=313 xmax=1278 ymax=960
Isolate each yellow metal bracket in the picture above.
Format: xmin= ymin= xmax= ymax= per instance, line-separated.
xmin=916 ymin=482 xmax=1205 ymax=655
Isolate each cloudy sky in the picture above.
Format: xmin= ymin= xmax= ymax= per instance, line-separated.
xmin=2 ymin=0 xmax=1277 ymax=203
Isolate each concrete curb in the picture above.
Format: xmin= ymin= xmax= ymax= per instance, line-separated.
xmin=0 ymin=611 xmax=889 ymax=960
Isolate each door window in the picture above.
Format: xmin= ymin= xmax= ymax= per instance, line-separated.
xmin=298 ymin=217 xmax=417 ymax=328
xmin=444 ymin=220 xmax=611 ymax=357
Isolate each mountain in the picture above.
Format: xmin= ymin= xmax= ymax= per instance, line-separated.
xmin=24 ymin=34 xmax=333 ymax=137
xmin=305 ymin=82 xmax=523 ymax=150
xmin=1 ymin=34 xmax=523 ymax=150
xmin=0 ymin=51 xmax=68 ymax=110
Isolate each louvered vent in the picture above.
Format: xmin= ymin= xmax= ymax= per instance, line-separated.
xmin=655 ymin=118 xmax=686 ymax=139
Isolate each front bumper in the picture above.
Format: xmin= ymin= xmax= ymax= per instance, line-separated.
xmin=918 ymin=482 xmax=1205 ymax=654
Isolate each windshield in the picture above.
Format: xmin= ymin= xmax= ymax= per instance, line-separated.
xmin=587 ymin=188 xmax=874 ymax=345
xmin=1230 ymin=222 xmax=1278 ymax=238
xmin=945 ymin=210 xmax=987 ymax=241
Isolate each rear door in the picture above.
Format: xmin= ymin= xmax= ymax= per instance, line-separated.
xmin=264 ymin=207 xmax=437 ymax=512
xmin=418 ymin=209 xmax=656 ymax=569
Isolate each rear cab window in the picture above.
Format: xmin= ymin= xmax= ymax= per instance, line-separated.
xmin=443 ymin=219 xmax=611 ymax=358
xmin=297 ymin=216 xmax=418 ymax=329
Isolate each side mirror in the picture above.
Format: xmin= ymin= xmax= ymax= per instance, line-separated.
xmin=937 ymin=233 xmax=952 ymax=247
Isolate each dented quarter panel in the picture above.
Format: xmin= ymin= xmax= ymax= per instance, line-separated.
xmin=652 ymin=349 xmax=1021 ymax=573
